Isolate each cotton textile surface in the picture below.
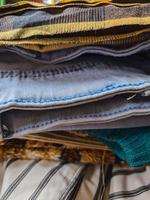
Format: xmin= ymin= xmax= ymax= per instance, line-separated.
xmin=0 ymin=160 xmax=149 ymax=200
xmin=0 ymin=1 xmax=150 ymax=199
xmin=0 ymin=53 xmax=150 ymax=138
xmin=0 ymin=2 xmax=150 ymax=53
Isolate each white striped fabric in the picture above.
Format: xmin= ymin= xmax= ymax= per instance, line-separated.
xmin=0 ymin=160 xmax=108 ymax=200
xmin=1 ymin=160 xmax=150 ymax=200
xmin=109 ymin=166 xmax=150 ymax=200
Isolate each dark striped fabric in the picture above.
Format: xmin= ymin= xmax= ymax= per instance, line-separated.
xmin=0 ymin=160 xmax=110 ymax=200
xmin=0 ymin=160 xmax=150 ymax=200
xmin=109 ymin=166 xmax=150 ymax=200
xmin=1 ymin=5 xmax=150 ymax=37
xmin=0 ymin=160 xmax=40 ymax=200
xmin=0 ymin=3 xmax=150 ymax=52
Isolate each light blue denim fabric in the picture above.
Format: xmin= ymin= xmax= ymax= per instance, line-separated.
xmin=2 ymin=94 xmax=150 ymax=138
xmin=0 ymin=53 xmax=150 ymax=138
xmin=0 ymin=53 xmax=150 ymax=112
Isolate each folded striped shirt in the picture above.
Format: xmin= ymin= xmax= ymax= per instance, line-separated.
xmin=109 ymin=166 xmax=150 ymax=200
xmin=0 ymin=160 xmax=111 ymax=200
xmin=0 ymin=160 xmax=150 ymax=200
xmin=0 ymin=160 xmax=108 ymax=200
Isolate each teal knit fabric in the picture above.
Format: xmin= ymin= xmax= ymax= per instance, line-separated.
xmin=88 ymin=127 xmax=150 ymax=167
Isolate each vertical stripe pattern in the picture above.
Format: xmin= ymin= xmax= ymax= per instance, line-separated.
xmin=28 ymin=162 xmax=65 ymax=200
xmin=0 ymin=160 xmax=40 ymax=200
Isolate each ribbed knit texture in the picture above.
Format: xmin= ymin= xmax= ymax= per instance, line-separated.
xmin=88 ymin=127 xmax=150 ymax=167
xmin=1 ymin=4 xmax=150 ymax=39
xmin=1 ymin=3 xmax=150 ymax=52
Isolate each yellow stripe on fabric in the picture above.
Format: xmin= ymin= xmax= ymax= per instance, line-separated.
xmin=47 ymin=0 xmax=112 ymax=5
xmin=1 ymin=28 xmax=149 ymax=45
xmin=0 ymin=1 xmax=44 ymax=8
xmin=1 ymin=28 xmax=149 ymax=52
xmin=16 ymin=36 xmax=149 ymax=52
xmin=57 ymin=0 xmax=112 ymax=3
xmin=0 ymin=2 xmax=147 ymax=17
xmin=0 ymin=0 xmax=142 ymax=8
xmin=22 ymin=135 xmax=110 ymax=150
xmin=1 ymin=17 xmax=150 ymax=40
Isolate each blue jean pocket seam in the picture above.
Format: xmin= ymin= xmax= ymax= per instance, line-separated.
xmin=0 ymin=81 xmax=150 ymax=106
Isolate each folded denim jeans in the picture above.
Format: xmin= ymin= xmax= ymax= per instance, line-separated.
xmin=0 ymin=53 xmax=150 ymax=111
xmin=2 ymin=94 xmax=150 ymax=138
xmin=0 ymin=53 xmax=150 ymax=137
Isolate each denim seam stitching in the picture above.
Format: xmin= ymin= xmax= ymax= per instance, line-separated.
xmin=0 ymin=64 xmax=94 ymax=78
xmin=0 ymin=81 xmax=150 ymax=105
xmin=12 ymin=104 xmax=150 ymax=134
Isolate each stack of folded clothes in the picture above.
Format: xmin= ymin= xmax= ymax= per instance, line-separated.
xmin=0 ymin=0 xmax=150 ymax=199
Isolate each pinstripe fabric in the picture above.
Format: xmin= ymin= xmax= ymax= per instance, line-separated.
xmin=28 ymin=162 xmax=65 ymax=200
xmin=93 ymin=165 xmax=111 ymax=200
xmin=0 ymin=160 xmax=101 ymax=200
xmin=1 ymin=160 xmax=150 ymax=200
xmin=75 ymin=164 xmax=106 ymax=200
xmin=0 ymin=160 xmax=40 ymax=200
xmin=58 ymin=165 xmax=87 ymax=200
xmin=109 ymin=166 xmax=150 ymax=200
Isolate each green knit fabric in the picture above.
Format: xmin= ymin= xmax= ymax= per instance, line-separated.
xmin=88 ymin=127 xmax=150 ymax=167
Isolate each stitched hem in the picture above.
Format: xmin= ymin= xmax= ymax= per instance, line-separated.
xmin=0 ymin=81 xmax=149 ymax=106
xmin=8 ymin=104 xmax=150 ymax=137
